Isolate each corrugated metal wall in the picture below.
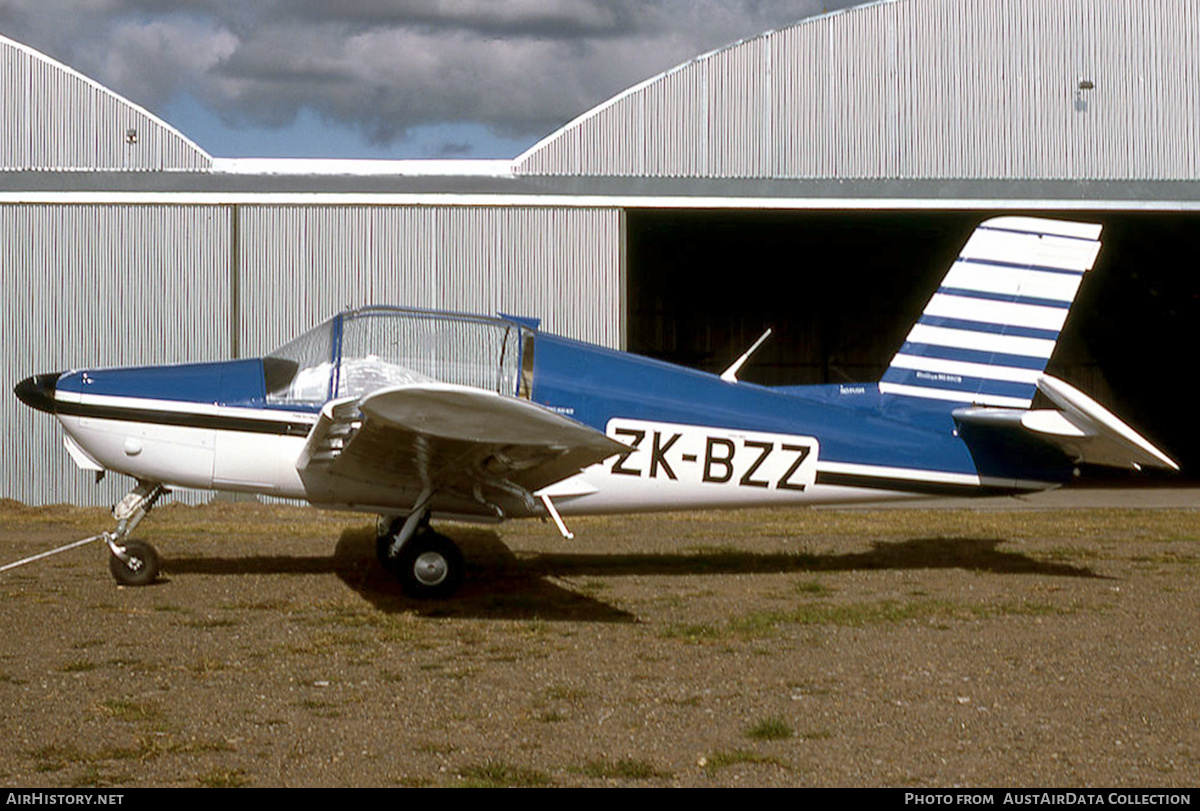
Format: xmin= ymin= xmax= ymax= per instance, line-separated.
xmin=515 ymin=0 xmax=1200 ymax=180
xmin=1 ymin=204 xmax=231 ymax=506
xmin=1 ymin=203 xmax=622 ymax=506
xmin=0 ymin=35 xmax=211 ymax=171
xmin=236 ymin=206 xmax=622 ymax=357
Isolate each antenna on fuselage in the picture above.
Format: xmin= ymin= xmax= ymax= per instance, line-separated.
xmin=720 ymin=328 xmax=773 ymax=383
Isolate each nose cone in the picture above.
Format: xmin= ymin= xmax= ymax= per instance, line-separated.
xmin=14 ymin=372 xmax=62 ymax=414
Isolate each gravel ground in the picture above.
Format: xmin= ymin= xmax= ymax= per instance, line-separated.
xmin=0 ymin=498 xmax=1197 ymax=788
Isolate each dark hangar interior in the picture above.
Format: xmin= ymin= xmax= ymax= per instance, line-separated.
xmin=625 ymin=209 xmax=1200 ymax=476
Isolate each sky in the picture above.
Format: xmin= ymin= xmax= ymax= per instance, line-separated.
xmin=0 ymin=0 xmax=861 ymax=160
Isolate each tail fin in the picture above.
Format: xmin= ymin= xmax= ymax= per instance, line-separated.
xmin=879 ymin=216 xmax=1102 ymax=409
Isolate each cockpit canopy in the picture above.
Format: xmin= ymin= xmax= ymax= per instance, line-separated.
xmin=263 ymin=307 xmax=535 ymax=407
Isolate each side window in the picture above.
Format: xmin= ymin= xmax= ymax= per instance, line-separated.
xmin=264 ymin=320 xmax=335 ymax=406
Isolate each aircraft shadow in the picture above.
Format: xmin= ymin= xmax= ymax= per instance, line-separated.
xmin=523 ymin=536 xmax=1109 ymax=580
xmin=162 ymin=526 xmax=638 ymax=623
xmin=160 ymin=530 xmax=1103 ymax=622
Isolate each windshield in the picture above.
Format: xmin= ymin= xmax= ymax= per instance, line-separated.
xmin=263 ymin=318 xmax=335 ymax=406
xmin=264 ymin=307 xmax=533 ymax=407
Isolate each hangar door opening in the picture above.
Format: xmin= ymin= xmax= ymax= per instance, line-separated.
xmin=624 ymin=209 xmax=1200 ymax=477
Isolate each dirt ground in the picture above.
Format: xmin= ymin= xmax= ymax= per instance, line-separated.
xmin=0 ymin=498 xmax=1197 ymax=787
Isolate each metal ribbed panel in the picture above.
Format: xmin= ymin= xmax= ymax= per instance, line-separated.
xmin=0 ymin=33 xmax=211 ymax=171
xmin=645 ymin=64 xmax=707 ymax=176
xmin=708 ymin=36 xmax=769 ymax=177
xmin=236 ymin=206 xmax=622 ymax=361
xmin=1 ymin=204 xmax=230 ymax=506
xmin=515 ymin=0 xmax=1200 ymax=181
xmin=1 ymin=201 xmax=620 ymax=505
xmin=1 ymin=42 xmax=31 ymax=168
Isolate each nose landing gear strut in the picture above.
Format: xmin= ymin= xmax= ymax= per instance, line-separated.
xmin=104 ymin=481 xmax=169 ymax=586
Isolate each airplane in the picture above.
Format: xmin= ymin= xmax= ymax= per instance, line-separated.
xmin=14 ymin=216 xmax=1177 ymax=598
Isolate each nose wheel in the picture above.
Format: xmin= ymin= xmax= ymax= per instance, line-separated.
xmin=108 ymin=539 xmax=160 ymax=587
xmin=103 ymin=481 xmax=169 ymax=587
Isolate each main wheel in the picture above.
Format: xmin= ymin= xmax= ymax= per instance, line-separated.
xmin=108 ymin=539 xmax=160 ymax=587
xmin=396 ymin=531 xmax=464 ymax=599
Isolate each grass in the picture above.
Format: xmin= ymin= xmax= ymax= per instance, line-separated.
xmin=4 ymin=500 xmax=1196 ymax=788
xmin=106 ymin=656 xmax=156 ymax=672
xmin=29 ymin=734 xmax=235 ymax=777
xmin=99 ymin=736 xmax=234 ymax=762
xmin=181 ymin=616 xmax=238 ymax=629
xmin=663 ymin=596 xmax=1083 ymax=643
xmin=30 ymin=743 xmax=88 ymax=772
xmin=701 ymin=749 xmax=783 ymax=775
xmin=295 ymin=698 xmax=342 ymax=718
xmin=59 ymin=660 xmax=99 ymax=673
xmin=69 ymin=765 xmax=132 ymax=788
xmin=457 ymin=761 xmax=552 ymax=788
xmin=577 ymin=758 xmax=670 ymax=780
xmin=197 ymin=768 xmax=251 ymax=788
xmin=96 ymin=698 xmax=165 ymax=725
xmin=659 ymin=622 xmax=724 ymax=642
xmin=795 ymin=579 xmax=835 ymax=596
xmin=545 ymin=685 xmax=590 ymax=702
xmin=745 ymin=715 xmax=793 ymax=741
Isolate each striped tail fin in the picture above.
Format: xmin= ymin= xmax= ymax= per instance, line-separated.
xmin=879 ymin=216 xmax=1102 ymax=409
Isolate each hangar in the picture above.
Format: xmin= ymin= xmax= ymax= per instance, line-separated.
xmin=3 ymin=0 xmax=1200 ymax=505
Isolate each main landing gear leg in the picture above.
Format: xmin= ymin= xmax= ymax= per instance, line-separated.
xmin=376 ymin=489 xmax=465 ymax=599
xmin=104 ymin=481 xmax=169 ymax=587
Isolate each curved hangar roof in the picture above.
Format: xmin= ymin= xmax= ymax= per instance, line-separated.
xmin=515 ymin=0 xmax=1200 ymax=181
xmin=0 ymin=33 xmax=211 ymax=172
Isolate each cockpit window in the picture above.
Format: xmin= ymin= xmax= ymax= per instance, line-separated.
xmin=264 ymin=318 xmax=335 ymax=406
xmin=336 ymin=309 xmax=526 ymax=399
xmin=263 ymin=308 xmax=532 ymax=407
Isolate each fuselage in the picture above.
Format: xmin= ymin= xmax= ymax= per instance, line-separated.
xmin=16 ymin=324 xmax=1075 ymax=521
xmin=531 ymin=333 xmax=1069 ymax=515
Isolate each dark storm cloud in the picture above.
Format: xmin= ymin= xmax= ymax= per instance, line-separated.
xmin=0 ymin=0 xmax=860 ymax=149
xmin=289 ymin=0 xmax=656 ymax=38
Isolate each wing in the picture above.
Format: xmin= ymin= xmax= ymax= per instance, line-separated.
xmin=296 ymin=382 xmax=627 ymax=514
xmin=953 ymin=374 xmax=1177 ymax=472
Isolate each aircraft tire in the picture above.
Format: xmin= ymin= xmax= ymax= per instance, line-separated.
xmin=108 ymin=540 xmax=160 ymax=587
xmin=396 ymin=530 xmax=464 ymax=599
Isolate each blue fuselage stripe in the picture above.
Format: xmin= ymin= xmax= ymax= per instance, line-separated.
xmin=880 ymin=368 xmax=1036 ymax=399
xmin=916 ymin=315 xmax=1061 ymax=342
xmin=978 ymin=224 xmax=1097 ymax=245
xmin=936 ymin=287 xmax=1073 ymax=310
xmin=952 ymin=255 xmax=1087 ymax=276
xmin=898 ymin=342 xmax=1049 ymax=370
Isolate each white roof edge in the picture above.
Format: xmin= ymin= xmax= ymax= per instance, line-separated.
xmin=513 ymin=0 xmax=890 ymax=169
xmin=0 ymin=32 xmax=213 ymax=166
xmin=210 ymin=157 xmax=516 ymax=178
xmin=7 ymin=192 xmax=1200 ymax=212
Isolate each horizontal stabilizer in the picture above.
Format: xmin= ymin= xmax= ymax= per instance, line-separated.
xmin=953 ymin=375 xmax=1177 ymax=472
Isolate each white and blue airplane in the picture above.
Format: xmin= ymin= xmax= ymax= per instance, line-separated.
xmin=15 ymin=216 xmax=1176 ymax=597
